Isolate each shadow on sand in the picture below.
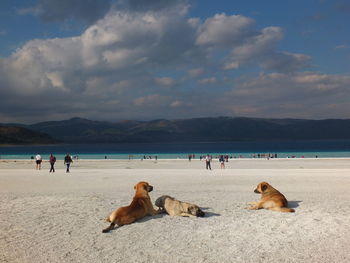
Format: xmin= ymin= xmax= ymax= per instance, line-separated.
xmin=288 ymin=200 xmax=302 ymax=209
xmin=137 ymin=213 xmax=167 ymax=223
xmin=102 ymin=213 xmax=167 ymax=233
xmin=201 ymin=207 xmax=221 ymax=217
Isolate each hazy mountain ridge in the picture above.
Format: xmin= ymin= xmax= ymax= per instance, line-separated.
xmin=2 ymin=117 xmax=350 ymax=144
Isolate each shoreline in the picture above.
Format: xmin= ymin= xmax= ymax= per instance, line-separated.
xmin=2 ymin=157 xmax=350 ymax=170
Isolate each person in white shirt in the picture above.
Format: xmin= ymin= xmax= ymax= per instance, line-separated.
xmin=205 ymin=154 xmax=212 ymax=170
xmin=35 ymin=153 xmax=42 ymax=170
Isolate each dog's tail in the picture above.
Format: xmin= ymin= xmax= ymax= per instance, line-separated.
xmin=102 ymin=223 xmax=116 ymax=233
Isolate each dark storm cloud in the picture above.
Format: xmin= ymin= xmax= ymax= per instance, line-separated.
xmin=128 ymin=0 xmax=189 ymax=11
xmin=19 ymin=0 xmax=111 ymax=24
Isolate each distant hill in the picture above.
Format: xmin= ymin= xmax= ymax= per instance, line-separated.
xmin=2 ymin=116 xmax=350 ymax=144
xmin=0 ymin=125 xmax=59 ymax=145
xmin=10 ymin=116 xmax=350 ymax=143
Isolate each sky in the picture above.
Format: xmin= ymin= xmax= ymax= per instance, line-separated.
xmin=0 ymin=0 xmax=350 ymax=124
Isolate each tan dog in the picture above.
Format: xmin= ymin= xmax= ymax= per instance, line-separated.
xmin=247 ymin=182 xmax=295 ymax=213
xmin=155 ymin=195 xmax=205 ymax=217
xmin=102 ymin=181 xmax=159 ymax=233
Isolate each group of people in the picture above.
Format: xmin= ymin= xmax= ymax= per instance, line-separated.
xmin=200 ymin=154 xmax=228 ymax=170
xmin=34 ymin=153 xmax=73 ymax=173
xmin=252 ymin=153 xmax=278 ymax=159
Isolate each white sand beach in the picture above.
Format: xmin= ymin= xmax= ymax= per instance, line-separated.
xmin=1 ymin=158 xmax=350 ymax=263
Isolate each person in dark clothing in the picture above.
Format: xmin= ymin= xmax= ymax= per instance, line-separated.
xmin=64 ymin=154 xmax=73 ymax=173
xmin=205 ymin=154 xmax=212 ymax=170
xmin=219 ymin=155 xmax=225 ymax=169
xmin=49 ymin=153 xmax=56 ymax=173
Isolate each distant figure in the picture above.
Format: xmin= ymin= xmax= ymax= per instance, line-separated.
xmin=64 ymin=154 xmax=73 ymax=173
xmin=219 ymin=155 xmax=225 ymax=169
xmin=224 ymin=155 xmax=228 ymax=162
xmin=188 ymin=154 xmax=192 ymax=161
xmin=205 ymin=154 xmax=212 ymax=170
xmin=35 ymin=153 xmax=42 ymax=170
xmin=49 ymin=154 xmax=56 ymax=173
xmin=105 ymin=155 xmax=107 ymax=159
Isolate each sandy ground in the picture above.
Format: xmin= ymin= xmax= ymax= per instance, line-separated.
xmin=0 ymin=158 xmax=350 ymax=263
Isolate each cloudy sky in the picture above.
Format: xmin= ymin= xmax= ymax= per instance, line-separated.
xmin=1 ymin=0 xmax=350 ymax=123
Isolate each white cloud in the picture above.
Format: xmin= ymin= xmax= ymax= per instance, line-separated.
xmin=170 ymin=100 xmax=182 ymax=107
xmin=188 ymin=68 xmax=204 ymax=77
xmin=133 ymin=94 xmax=169 ymax=107
xmin=199 ymin=77 xmax=217 ymax=84
xmin=223 ymin=72 xmax=350 ymax=118
xmin=155 ymin=77 xmax=175 ymax=87
xmin=335 ymin=44 xmax=350 ymax=50
xmin=223 ymin=27 xmax=311 ymax=72
xmin=0 ymin=2 xmax=324 ymax=122
xmin=196 ymin=13 xmax=255 ymax=47
xmin=261 ymin=52 xmax=311 ymax=72
xmin=223 ymin=62 xmax=239 ymax=70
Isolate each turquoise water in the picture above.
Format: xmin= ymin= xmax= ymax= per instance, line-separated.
xmin=1 ymin=151 xmax=348 ymax=160
xmin=1 ymin=141 xmax=350 ymax=159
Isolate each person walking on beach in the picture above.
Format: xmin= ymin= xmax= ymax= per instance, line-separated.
xmin=205 ymin=154 xmax=212 ymax=170
xmin=49 ymin=154 xmax=56 ymax=173
xmin=219 ymin=155 xmax=225 ymax=169
xmin=64 ymin=154 xmax=73 ymax=173
xmin=35 ymin=153 xmax=42 ymax=170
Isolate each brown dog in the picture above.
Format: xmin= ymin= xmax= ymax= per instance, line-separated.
xmin=247 ymin=182 xmax=295 ymax=213
xmin=102 ymin=181 xmax=159 ymax=233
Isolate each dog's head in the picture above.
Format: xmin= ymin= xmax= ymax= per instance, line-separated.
xmin=134 ymin=181 xmax=153 ymax=193
xmin=254 ymin=181 xmax=270 ymax=194
xmin=155 ymin=195 xmax=173 ymax=208
xmin=187 ymin=205 xmax=205 ymax=217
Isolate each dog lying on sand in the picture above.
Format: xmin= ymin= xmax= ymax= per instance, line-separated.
xmin=247 ymin=182 xmax=295 ymax=213
xmin=102 ymin=181 xmax=160 ymax=233
xmin=155 ymin=195 xmax=205 ymax=217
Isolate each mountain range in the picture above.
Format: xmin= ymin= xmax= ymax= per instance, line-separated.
xmin=0 ymin=125 xmax=58 ymax=145
xmin=2 ymin=116 xmax=350 ymax=144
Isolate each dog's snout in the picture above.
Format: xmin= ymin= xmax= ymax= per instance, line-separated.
xmin=148 ymin=185 xmax=153 ymax=192
xmin=254 ymin=189 xmax=259 ymax=193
